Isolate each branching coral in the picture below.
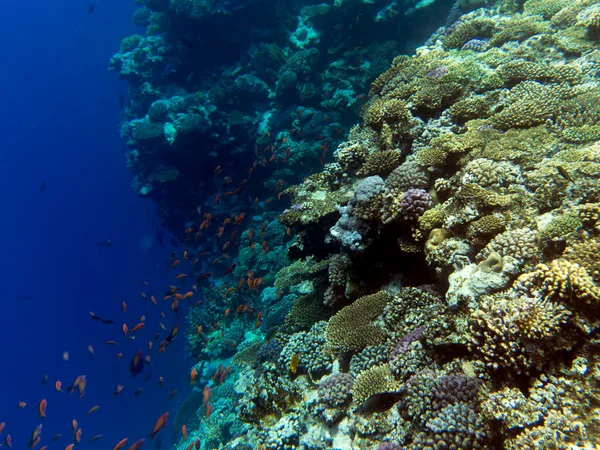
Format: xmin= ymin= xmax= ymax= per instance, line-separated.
xmin=468 ymin=291 xmax=570 ymax=374
xmin=352 ymin=364 xmax=397 ymax=406
xmin=325 ymin=291 xmax=391 ymax=352
xmin=515 ymin=258 xmax=600 ymax=305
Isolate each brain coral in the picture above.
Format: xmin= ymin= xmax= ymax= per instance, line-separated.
xmin=325 ymin=291 xmax=391 ymax=351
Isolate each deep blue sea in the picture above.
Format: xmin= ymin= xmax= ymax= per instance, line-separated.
xmin=0 ymin=1 xmax=187 ymax=447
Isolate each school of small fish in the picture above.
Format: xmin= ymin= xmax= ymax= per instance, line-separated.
xmin=0 ymin=155 xmax=296 ymax=449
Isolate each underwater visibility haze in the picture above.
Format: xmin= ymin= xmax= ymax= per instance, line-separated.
xmin=3 ymin=0 xmax=600 ymax=448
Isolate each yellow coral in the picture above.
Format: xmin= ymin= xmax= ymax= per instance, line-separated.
xmin=516 ymin=259 xmax=600 ymax=305
xmin=352 ymin=364 xmax=397 ymax=405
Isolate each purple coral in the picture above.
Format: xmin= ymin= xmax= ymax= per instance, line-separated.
xmin=425 ymin=66 xmax=449 ymax=78
xmin=257 ymin=339 xmax=283 ymax=363
xmin=377 ymin=443 xmax=402 ymax=450
xmin=461 ymin=39 xmax=489 ymax=52
xmin=431 ymin=373 xmax=482 ymax=411
xmin=389 ymin=326 xmax=426 ymax=361
xmin=400 ymin=188 xmax=432 ymax=221
xmin=318 ymin=373 xmax=355 ymax=407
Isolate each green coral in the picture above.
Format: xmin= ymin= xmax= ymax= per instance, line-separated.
xmin=442 ymin=18 xmax=497 ymax=49
xmin=490 ymin=81 xmax=575 ymax=130
xmin=489 ymin=16 xmax=552 ymax=46
xmin=523 ymin=0 xmax=570 ymax=18
xmin=325 ymin=291 xmax=391 ymax=351
xmin=282 ymin=294 xmax=332 ymax=332
xmin=554 ymin=90 xmax=600 ymax=142
xmin=540 ymin=212 xmax=582 ymax=240
xmin=274 ymin=257 xmax=328 ymax=290
xmin=449 ymin=96 xmax=491 ymax=122
xmin=496 ymin=59 xmax=580 ymax=85
xmin=358 ymin=150 xmax=403 ymax=176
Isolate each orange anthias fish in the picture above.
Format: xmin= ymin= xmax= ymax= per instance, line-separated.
xmin=72 ymin=419 xmax=78 ymax=433
xmin=219 ymin=366 xmax=231 ymax=384
xmin=130 ymin=323 xmax=145 ymax=333
xmin=75 ymin=428 xmax=82 ymax=444
xmin=113 ymin=385 xmax=124 ymax=397
xmin=5 ymin=434 xmax=11 ymax=449
xmin=149 ymin=412 xmax=169 ymax=439
xmin=128 ymin=439 xmax=145 ymax=450
xmin=88 ymin=345 xmax=95 ymax=358
xmin=196 ymin=325 xmax=203 ymax=336
xmin=87 ymin=405 xmax=100 ymax=415
xmin=90 ymin=434 xmax=103 ymax=441
xmin=203 ymin=386 xmax=211 ymax=407
xmin=206 ymin=403 xmax=213 ymax=420
xmin=190 ymin=368 xmax=197 ymax=385
xmin=255 ymin=311 xmax=263 ymax=329
xmin=113 ymin=438 xmax=128 ymax=450
xmin=65 ymin=444 xmax=74 ymax=450
xmin=17 ymin=401 xmax=26 ymax=409
xmin=29 ymin=424 xmax=42 ymax=447
xmin=122 ymin=324 xmax=128 ymax=337
xmin=68 ymin=375 xmax=86 ymax=397
xmin=182 ymin=425 xmax=187 ymax=441
xmin=38 ymin=399 xmax=47 ymax=418
xmin=223 ymin=264 xmax=236 ymax=276
xmin=122 ymin=301 xmax=127 ymax=312
xmin=30 ymin=436 xmax=40 ymax=448
xmin=175 ymin=274 xmax=187 ymax=280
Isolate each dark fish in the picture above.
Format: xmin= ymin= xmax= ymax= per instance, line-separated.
xmin=161 ymin=63 xmax=176 ymax=78
xmin=96 ymin=240 xmax=112 ymax=247
xmin=165 ymin=324 xmax=180 ymax=344
xmin=39 ymin=181 xmax=47 ymax=193
xmin=41 ymin=374 xmax=49 ymax=384
xmin=17 ymin=295 xmax=34 ymax=300
xmin=179 ymin=37 xmax=194 ymax=49
xmin=87 ymin=2 xmax=96 ymax=14
xmin=89 ymin=311 xmax=114 ymax=325
xmin=135 ymin=387 xmax=143 ymax=397
xmin=129 ymin=350 xmax=145 ymax=376
xmin=144 ymin=370 xmax=153 ymax=383
xmin=359 ymin=389 xmax=406 ymax=414
xmin=556 ymin=166 xmax=573 ymax=183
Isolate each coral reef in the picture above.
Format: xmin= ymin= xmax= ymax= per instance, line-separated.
xmin=112 ymin=0 xmax=600 ymax=447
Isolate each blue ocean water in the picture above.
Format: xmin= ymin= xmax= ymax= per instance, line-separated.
xmin=0 ymin=1 xmax=189 ymax=447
